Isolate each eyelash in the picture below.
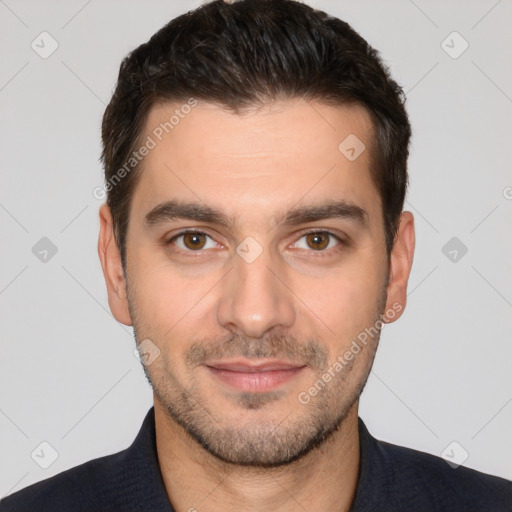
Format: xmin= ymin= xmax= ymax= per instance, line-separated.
xmin=165 ymin=229 xmax=345 ymax=257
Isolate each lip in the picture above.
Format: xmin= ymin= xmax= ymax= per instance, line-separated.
xmin=206 ymin=359 xmax=306 ymax=392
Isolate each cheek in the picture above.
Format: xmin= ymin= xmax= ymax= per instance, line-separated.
xmin=128 ymin=249 xmax=220 ymax=350
xmin=127 ymin=249 xmax=187 ymax=332
xmin=295 ymin=258 xmax=384 ymax=324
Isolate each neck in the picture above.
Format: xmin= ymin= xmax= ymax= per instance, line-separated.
xmin=154 ymin=399 xmax=361 ymax=512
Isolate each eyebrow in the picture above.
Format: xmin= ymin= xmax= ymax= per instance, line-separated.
xmin=144 ymin=199 xmax=368 ymax=229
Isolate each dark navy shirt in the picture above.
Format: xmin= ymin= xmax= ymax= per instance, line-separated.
xmin=1 ymin=408 xmax=511 ymax=511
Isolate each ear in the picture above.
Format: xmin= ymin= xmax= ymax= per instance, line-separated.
xmin=97 ymin=204 xmax=133 ymax=326
xmin=383 ymin=211 xmax=415 ymax=323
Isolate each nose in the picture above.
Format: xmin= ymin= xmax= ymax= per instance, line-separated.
xmin=216 ymin=244 xmax=296 ymax=339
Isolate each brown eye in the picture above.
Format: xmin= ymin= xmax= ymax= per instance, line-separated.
xmin=182 ymin=232 xmax=207 ymax=250
xmin=305 ymin=232 xmax=330 ymax=250
xmin=167 ymin=231 xmax=220 ymax=253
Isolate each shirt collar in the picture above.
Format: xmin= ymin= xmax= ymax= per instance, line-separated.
xmin=115 ymin=407 xmax=175 ymax=511
xmin=128 ymin=408 xmax=399 ymax=512
xmin=349 ymin=417 xmax=404 ymax=512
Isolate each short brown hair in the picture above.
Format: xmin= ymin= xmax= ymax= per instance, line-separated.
xmin=101 ymin=0 xmax=411 ymax=269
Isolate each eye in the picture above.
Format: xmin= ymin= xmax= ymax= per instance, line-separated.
xmin=166 ymin=230 xmax=343 ymax=255
xmin=292 ymin=231 xmax=342 ymax=252
xmin=167 ymin=231 xmax=219 ymax=251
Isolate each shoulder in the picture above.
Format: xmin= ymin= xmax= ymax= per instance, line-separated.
xmin=0 ymin=408 xmax=171 ymax=512
xmin=379 ymin=436 xmax=512 ymax=510
xmin=0 ymin=448 xmax=129 ymax=512
xmin=354 ymin=419 xmax=512 ymax=511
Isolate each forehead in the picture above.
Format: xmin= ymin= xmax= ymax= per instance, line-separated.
xmin=132 ymin=98 xmax=380 ymax=227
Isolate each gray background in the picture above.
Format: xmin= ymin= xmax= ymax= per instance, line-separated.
xmin=1 ymin=0 xmax=511 ymax=497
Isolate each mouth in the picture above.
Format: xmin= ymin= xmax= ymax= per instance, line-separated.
xmin=205 ymin=359 xmax=307 ymax=392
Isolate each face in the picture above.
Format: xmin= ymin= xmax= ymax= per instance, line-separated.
xmin=99 ymin=98 xmax=414 ymax=467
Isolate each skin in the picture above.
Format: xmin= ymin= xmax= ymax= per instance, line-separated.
xmin=98 ymin=98 xmax=415 ymax=512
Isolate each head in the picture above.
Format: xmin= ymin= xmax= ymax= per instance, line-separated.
xmin=98 ymin=0 xmax=414 ymax=467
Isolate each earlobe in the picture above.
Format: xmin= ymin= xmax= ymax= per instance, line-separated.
xmin=97 ymin=204 xmax=133 ymax=326
xmin=383 ymin=211 xmax=415 ymax=324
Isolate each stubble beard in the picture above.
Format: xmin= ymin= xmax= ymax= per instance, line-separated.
xmin=128 ymin=282 xmax=386 ymax=468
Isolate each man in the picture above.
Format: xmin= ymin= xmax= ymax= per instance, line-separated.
xmin=2 ymin=0 xmax=511 ymax=510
